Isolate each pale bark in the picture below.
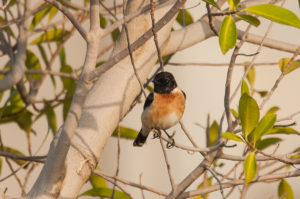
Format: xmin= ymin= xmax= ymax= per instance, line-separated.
xmin=58 ymin=1 xmax=178 ymax=197
xmin=26 ymin=0 xmax=102 ymax=198
xmin=0 ymin=0 xmax=30 ymax=92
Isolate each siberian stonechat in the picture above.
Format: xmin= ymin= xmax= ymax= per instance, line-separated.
xmin=133 ymin=72 xmax=186 ymax=147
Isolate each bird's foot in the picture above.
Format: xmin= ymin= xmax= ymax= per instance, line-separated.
xmin=163 ymin=130 xmax=175 ymax=149
xmin=152 ymin=129 xmax=161 ymax=139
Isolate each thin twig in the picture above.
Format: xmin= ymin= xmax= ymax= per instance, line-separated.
xmin=179 ymin=169 xmax=300 ymax=198
xmin=111 ymin=126 xmax=121 ymax=199
xmin=0 ymin=134 xmax=26 ymax=195
xmin=87 ymin=0 xmax=187 ymax=81
xmin=205 ymin=166 xmax=225 ymax=199
xmin=224 ymin=25 xmax=252 ymax=132
xmin=123 ymin=0 xmax=147 ymax=98
xmin=94 ymin=170 xmax=168 ymax=197
xmin=206 ymin=3 xmax=218 ymax=36
xmin=159 ymin=137 xmax=176 ymax=190
xmin=150 ymin=0 xmax=164 ymax=72
xmin=139 ymin=173 xmax=146 ymax=199
xmin=168 ymin=62 xmax=278 ymax=67
xmin=260 ymin=46 xmax=300 ymax=109
xmin=44 ymin=0 xmax=87 ymax=40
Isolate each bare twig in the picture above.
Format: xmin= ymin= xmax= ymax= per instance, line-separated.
xmin=205 ymin=3 xmax=218 ymax=36
xmin=168 ymin=61 xmax=278 ymax=67
xmin=0 ymin=151 xmax=46 ymax=163
xmin=111 ymin=126 xmax=121 ymax=199
xmin=123 ymin=0 xmax=147 ymax=98
xmin=179 ymin=169 xmax=300 ymax=198
xmin=94 ymin=170 xmax=168 ymax=197
xmin=260 ymin=46 xmax=300 ymax=109
xmin=159 ymin=137 xmax=176 ymax=190
xmin=224 ymin=25 xmax=251 ymax=132
xmin=87 ymin=0 xmax=187 ymax=81
xmin=150 ymin=0 xmax=164 ymax=72
xmin=139 ymin=173 xmax=146 ymax=199
xmin=44 ymin=0 xmax=87 ymax=40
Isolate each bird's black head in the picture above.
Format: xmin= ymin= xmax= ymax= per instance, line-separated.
xmin=153 ymin=72 xmax=177 ymax=94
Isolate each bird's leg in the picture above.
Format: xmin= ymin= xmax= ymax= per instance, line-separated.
xmin=163 ymin=129 xmax=175 ymax=148
xmin=152 ymin=129 xmax=161 ymax=139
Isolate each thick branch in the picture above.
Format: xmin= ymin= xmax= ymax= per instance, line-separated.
xmin=0 ymin=0 xmax=31 ymax=92
xmin=26 ymin=1 xmax=102 ymax=198
xmin=86 ymin=0 xmax=187 ymax=81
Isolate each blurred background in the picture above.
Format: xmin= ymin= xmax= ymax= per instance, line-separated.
xmin=1 ymin=0 xmax=300 ymax=198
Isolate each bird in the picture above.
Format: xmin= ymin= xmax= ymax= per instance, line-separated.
xmin=133 ymin=71 xmax=186 ymax=147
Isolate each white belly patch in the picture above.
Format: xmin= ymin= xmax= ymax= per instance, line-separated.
xmin=158 ymin=112 xmax=181 ymax=129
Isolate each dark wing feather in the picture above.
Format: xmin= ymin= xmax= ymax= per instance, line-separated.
xmin=143 ymin=92 xmax=154 ymax=110
xmin=181 ymin=90 xmax=186 ymax=99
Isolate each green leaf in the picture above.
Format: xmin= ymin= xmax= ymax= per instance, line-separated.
xmin=63 ymin=82 xmax=76 ymax=121
xmin=45 ymin=105 xmax=57 ymax=134
xmin=25 ymin=50 xmax=42 ymax=81
xmin=194 ymin=177 xmax=213 ymax=199
xmin=278 ymin=179 xmax=294 ymax=199
xmin=265 ymin=106 xmax=280 ymax=115
xmin=256 ymin=90 xmax=268 ymax=98
xmin=244 ymin=152 xmax=257 ymax=184
xmin=59 ymin=46 xmax=66 ymax=66
xmin=111 ymin=28 xmax=120 ymax=42
xmin=38 ymin=44 xmax=56 ymax=90
xmin=80 ymin=188 xmax=130 ymax=199
xmin=252 ymin=113 xmax=277 ymax=143
xmin=59 ymin=46 xmax=73 ymax=89
xmin=237 ymin=14 xmax=260 ymax=27
xmin=37 ymin=44 xmax=49 ymax=65
xmin=60 ymin=65 xmax=73 ymax=89
xmin=279 ymin=58 xmax=300 ymax=75
xmin=227 ymin=0 xmax=240 ymax=10
xmin=90 ymin=173 xmax=107 ymax=188
xmin=231 ymin=108 xmax=239 ymax=119
xmin=16 ymin=110 xmax=33 ymax=133
xmin=219 ymin=15 xmax=237 ymax=54
xmin=267 ymin=126 xmax=300 ymax=135
xmin=202 ymin=0 xmax=220 ymax=9
xmin=3 ymin=146 xmax=26 ymax=165
xmin=146 ymin=85 xmax=153 ymax=92
xmin=110 ymin=20 xmax=120 ymax=42
xmin=245 ymin=4 xmax=300 ymax=29
xmin=96 ymin=61 xmax=105 ymax=67
xmin=100 ymin=14 xmax=107 ymax=28
xmin=244 ymin=62 xmax=256 ymax=87
xmin=238 ymin=94 xmax=259 ymax=138
xmin=241 ymin=79 xmax=250 ymax=96
xmin=29 ymin=6 xmax=51 ymax=30
xmin=112 ymin=126 xmax=138 ymax=140
xmin=208 ymin=120 xmax=219 ymax=146
xmin=176 ymin=9 xmax=194 ymax=26
xmin=30 ymin=28 xmax=69 ymax=44
xmin=48 ymin=6 xmax=58 ymax=22
xmin=256 ymin=137 xmax=282 ymax=150
xmin=221 ymin=132 xmax=244 ymax=142
xmin=0 ymin=17 xmax=15 ymax=38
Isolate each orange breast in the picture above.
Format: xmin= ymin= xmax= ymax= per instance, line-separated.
xmin=148 ymin=91 xmax=185 ymax=129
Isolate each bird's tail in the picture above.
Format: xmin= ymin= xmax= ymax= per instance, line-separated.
xmin=133 ymin=128 xmax=150 ymax=147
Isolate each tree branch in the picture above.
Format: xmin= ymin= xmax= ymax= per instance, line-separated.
xmin=44 ymin=0 xmax=87 ymax=41
xmin=179 ymin=169 xmax=300 ymax=198
xmin=26 ymin=0 xmax=102 ymax=198
xmin=0 ymin=0 xmax=31 ymax=92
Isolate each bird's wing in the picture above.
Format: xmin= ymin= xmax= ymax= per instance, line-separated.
xmin=143 ymin=92 xmax=154 ymax=110
xmin=181 ymin=89 xmax=186 ymax=99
